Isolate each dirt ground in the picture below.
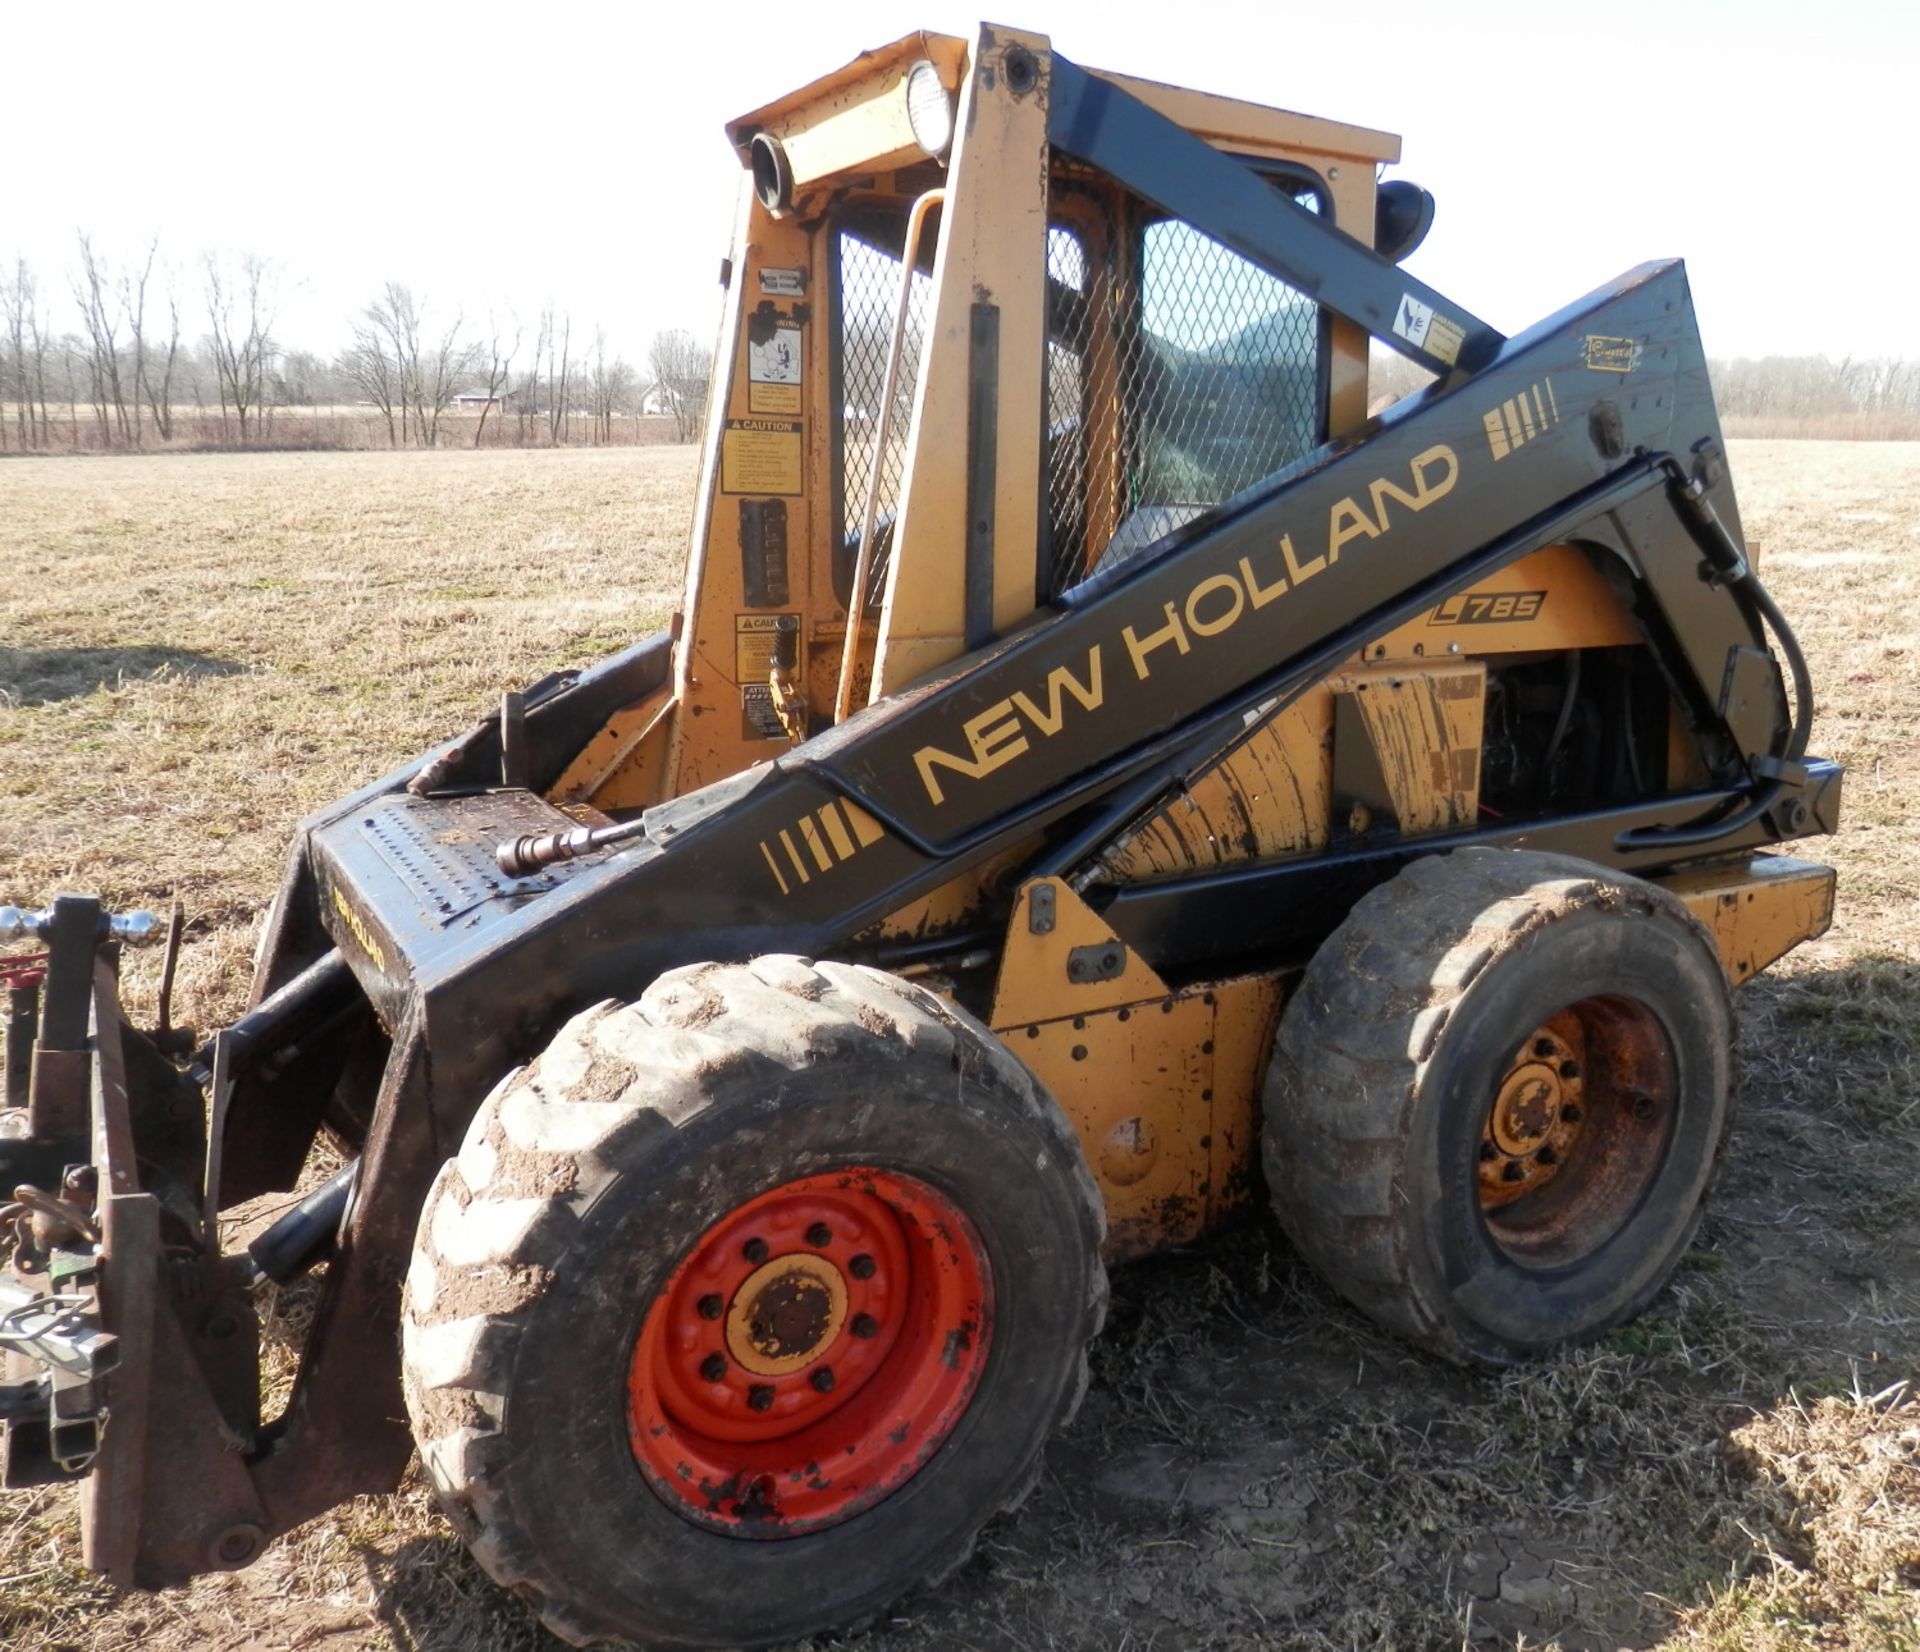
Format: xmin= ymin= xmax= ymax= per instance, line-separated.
xmin=1 ymin=441 xmax=1917 ymax=1651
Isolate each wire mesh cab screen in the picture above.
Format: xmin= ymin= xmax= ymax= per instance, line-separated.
xmin=1045 ymin=162 xmax=1330 ymax=598
xmin=829 ymin=204 xmax=936 ymax=610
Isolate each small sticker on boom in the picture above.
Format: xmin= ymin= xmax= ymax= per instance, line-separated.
xmin=1424 ymin=312 xmax=1465 ymax=367
xmin=1391 ymin=292 xmax=1434 ymax=349
xmin=1583 ymin=335 xmax=1638 ymax=373
xmin=1429 ymin=590 xmax=1547 ymax=626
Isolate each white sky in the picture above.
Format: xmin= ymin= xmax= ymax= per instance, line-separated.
xmin=7 ymin=0 xmax=1914 ymax=365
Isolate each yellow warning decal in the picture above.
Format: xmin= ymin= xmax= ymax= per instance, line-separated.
xmin=734 ymin=614 xmax=799 ymax=685
xmin=721 ymin=420 xmax=802 ymax=496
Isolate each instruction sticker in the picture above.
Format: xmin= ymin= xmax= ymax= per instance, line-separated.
xmin=741 ymin=684 xmax=785 ymax=740
xmin=721 ymin=419 xmax=802 ymax=495
xmin=1391 ymin=292 xmax=1434 ymax=350
xmin=1424 ymin=312 xmax=1465 ymax=367
xmin=759 ymin=267 xmax=806 ymax=297
xmin=735 ymin=613 xmax=799 ymax=685
xmin=748 ymin=324 xmax=803 ymax=415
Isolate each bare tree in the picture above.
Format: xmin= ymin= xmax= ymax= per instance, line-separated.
xmin=584 ymin=330 xmax=638 ymax=444
xmin=74 ymin=234 xmax=133 ymax=445
xmin=0 ymin=269 xmax=11 ymax=454
xmin=545 ymin=308 xmax=573 ymax=445
xmin=336 ymin=283 xmax=471 ymax=448
xmin=414 ymin=307 xmax=473 ymax=449
xmin=126 ymin=239 xmax=179 ymax=443
xmin=203 ymin=252 xmax=277 ymax=441
xmin=0 ymin=258 xmax=48 ymax=451
xmin=383 ymin=283 xmax=425 ymax=443
xmin=340 ymin=310 xmax=402 ymax=445
xmin=515 ymin=311 xmax=549 ymax=445
xmin=648 ymin=327 xmax=710 ymax=442
xmin=55 ymin=331 xmax=87 ymax=444
xmin=472 ymin=314 xmax=520 ymax=447
xmin=342 ymin=283 xmax=420 ymax=445
xmin=27 ymin=297 xmax=52 ymax=448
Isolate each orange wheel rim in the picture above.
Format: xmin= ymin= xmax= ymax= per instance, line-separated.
xmin=628 ymin=1168 xmax=993 ymax=1535
xmin=1477 ymin=995 xmax=1676 ymax=1266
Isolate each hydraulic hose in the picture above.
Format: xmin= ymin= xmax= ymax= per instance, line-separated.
xmin=1614 ymin=465 xmax=1816 ymax=851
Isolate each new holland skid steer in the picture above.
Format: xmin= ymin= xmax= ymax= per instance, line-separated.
xmin=1 ymin=24 xmax=1840 ymax=1648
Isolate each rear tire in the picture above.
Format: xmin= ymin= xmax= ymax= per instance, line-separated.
xmin=401 ymin=955 xmax=1106 ymax=1649
xmin=1262 ymin=848 xmax=1734 ymax=1365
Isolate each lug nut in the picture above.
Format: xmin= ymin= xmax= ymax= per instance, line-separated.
xmin=748 ymin=1384 xmax=775 ymax=1412
xmin=700 ymin=1353 xmax=727 ymax=1381
xmin=1479 ymin=1141 xmax=1498 ymax=1162
xmin=1502 ymin=1162 xmax=1526 ymax=1183
xmin=1536 ymin=1145 xmax=1558 ymax=1167
xmin=1561 ymin=1105 xmax=1582 ymax=1124
xmin=1631 ymin=1092 xmax=1658 ymax=1121
xmin=806 ymin=1223 xmax=832 ymax=1248
xmin=849 ymin=1253 xmax=876 ymax=1280
xmin=698 ymin=1294 xmax=724 ymax=1320
xmin=1533 ymin=1038 xmax=1555 ymax=1059
xmin=743 ymin=1238 xmax=769 ymax=1264
xmin=810 ymin=1367 xmax=835 ymax=1393
xmin=852 ymin=1313 xmax=878 ymax=1338
xmin=1559 ymin=1060 xmax=1583 ymax=1081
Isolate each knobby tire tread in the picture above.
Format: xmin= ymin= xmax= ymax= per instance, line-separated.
xmin=400 ymin=955 xmax=1105 ymax=1648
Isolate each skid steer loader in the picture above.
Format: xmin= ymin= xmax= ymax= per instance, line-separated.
xmin=0 ymin=24 xmax=1839 ymax=1648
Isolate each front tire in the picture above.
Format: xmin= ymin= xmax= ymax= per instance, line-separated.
xmin=1262 ymin=848 xmax=1734 ymax=1365
xmin=401 ymin=955 xmax=1105 ymax=1649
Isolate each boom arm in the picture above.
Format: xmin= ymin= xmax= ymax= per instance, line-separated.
xmin=1049 ymin=55 xmax=1504 ymax=375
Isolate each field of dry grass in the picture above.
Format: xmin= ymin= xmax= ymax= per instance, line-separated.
xmin=2 ymin=440 xmax=1917 ymax=1651
xmin=1723 ymin=414 xmax=1920 ymax=442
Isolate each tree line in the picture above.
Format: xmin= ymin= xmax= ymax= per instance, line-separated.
xmin=0 ymin=238 xmax=711 ymax=454
xmin=1708 ymin=354 xmax=1920 ymax=426
xmin=1370 ymin=346 xmax=1920 ymax=436
xmin=9 ymin=234 xmax=1915 ymax=455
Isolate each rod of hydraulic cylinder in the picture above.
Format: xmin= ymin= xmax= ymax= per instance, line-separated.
xmin=246 ymin=1158 xmax=359 ymax=1283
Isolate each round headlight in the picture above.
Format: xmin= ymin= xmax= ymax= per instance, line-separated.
xmin=905 ymin=60 xmax=956 ymax=160
xmin=750 ymin=132 xmax=793 ymax=213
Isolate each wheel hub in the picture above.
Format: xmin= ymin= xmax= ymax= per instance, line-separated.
xmin=628 ymin=1169 xmax=992 ymax=1536
xmin=1479 ymin=1023 xmax=1586 ymax=1208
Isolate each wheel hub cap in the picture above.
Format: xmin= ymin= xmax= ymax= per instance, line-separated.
xmin=1479 ymin=1023 xmax=1587 ymax=1208
xmin=1490 ymin=1063 xmax=1563 ymax=1154
xmin=727 ymin=1255 xmax=848 ymax=1375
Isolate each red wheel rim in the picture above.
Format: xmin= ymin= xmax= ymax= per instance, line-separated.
xmin=628 ymin=1168 xmax=993 ymax=1535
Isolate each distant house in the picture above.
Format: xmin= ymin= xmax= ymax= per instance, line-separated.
xmin=638 ymin=382 xmax=675 ymax=417
xmin=454 ymin=389 xmax=515 ymax=410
